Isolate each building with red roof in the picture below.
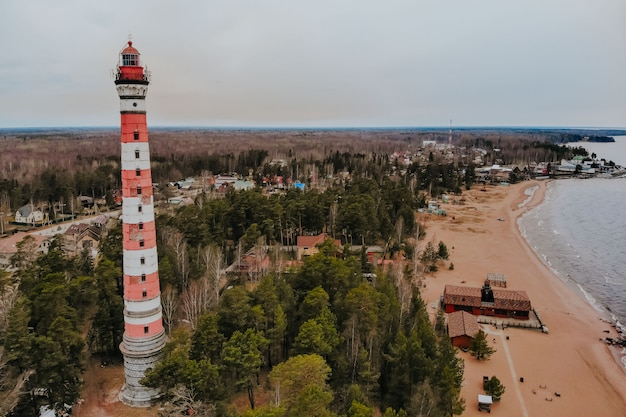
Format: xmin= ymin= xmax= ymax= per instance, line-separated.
xmin=447 ymin=310 xmax=480 ymax=348
xmin=443 ymin=281 xmax=532 ymax=320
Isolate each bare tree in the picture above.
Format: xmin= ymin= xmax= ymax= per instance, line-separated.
xmin=0 ymin=273 xmax=17 ymax=333
xmin=180 ymin=278 xmax=216 ymax=330
xmin=157 ymin=385 xmax=216 ymax=417
xmin=251 ymin=236 xmax=268 ymax=283
xmin=161 ymin=285 xmax=178 ymax=335
xmin=201 ymin=244 xmax=224 ymax=302
xmin=0 ymin=347 xmax=34 ymax=417
xmin=390 ymin=262 xmax=411 ymax=324
xmin=163 ymin=227 xmax=190 ymax=290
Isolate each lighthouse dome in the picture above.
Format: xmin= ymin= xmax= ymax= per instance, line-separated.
xmin=122 ymin=41 xmax=140 ymax=55
xmin=120 ymin=41 xmax=141 ymax=67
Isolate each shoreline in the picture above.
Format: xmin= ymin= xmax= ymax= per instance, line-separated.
xmin=517 ymin=180 xmax=626 ymax=335
xmin=420 ymin=180 xmax=626 ymax=416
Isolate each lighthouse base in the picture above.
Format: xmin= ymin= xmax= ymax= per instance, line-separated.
xmin=119 ymin=330 xmax=166 ymax=407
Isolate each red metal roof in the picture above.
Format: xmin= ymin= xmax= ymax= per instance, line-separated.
xmin=121 ymin=41 xmax=140 ymax=55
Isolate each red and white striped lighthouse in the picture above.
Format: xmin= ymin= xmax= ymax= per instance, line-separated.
xmin=115 ymin=40 xmax=166 ymax=407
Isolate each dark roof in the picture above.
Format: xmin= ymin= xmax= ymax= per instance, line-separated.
xmin=17 ymin=204 xmax=35 ymax=217
xmin=448 ymin=311 xmax=480 ymax=339
xmin=443 ymin=285 xmax=482 ymax=307
xmin=65 ymin=223 xmax=90 ymax=236
xmin=492 ymin=288 xmax=532 ymax=311
xmin=443 ymin=284 xmax=532 ymax=312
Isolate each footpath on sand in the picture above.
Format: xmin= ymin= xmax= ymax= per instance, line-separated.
xmin=419 ymin=181 xmax=626 ymax=416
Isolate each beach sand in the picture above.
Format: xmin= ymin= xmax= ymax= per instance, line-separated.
xmin=419 ymin=181 xmax=626 ymax=417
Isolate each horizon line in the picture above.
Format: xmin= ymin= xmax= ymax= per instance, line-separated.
xmin=1 ymin=125 xmax=626 ymax=132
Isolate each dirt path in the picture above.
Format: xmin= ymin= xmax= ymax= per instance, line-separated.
xmin=77 ymin=358 xmax=158 ymax=417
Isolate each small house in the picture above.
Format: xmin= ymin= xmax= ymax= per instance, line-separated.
xmin=447 ymin=310 xmax=480 ymax=349
xmin=63 ymin=223 xmax=101 ymax=257
xmin=15 ymin=204 xmax=45 ymax=225
xmin=296 ymin=233 xmax=341 ymax=260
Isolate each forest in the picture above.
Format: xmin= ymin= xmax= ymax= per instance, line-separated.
xmin=0 ymin=128 xmax=606 ymax=416
xmin=0 ymin=127 xmax=598 ymax=220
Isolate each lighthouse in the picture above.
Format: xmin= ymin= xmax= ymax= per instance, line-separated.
xmin=115 ymin=41 xmax=166 ymax=407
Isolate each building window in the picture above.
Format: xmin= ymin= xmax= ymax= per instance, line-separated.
xmin=137 ymin=186 xmax=142 ymax=195
xmin=123 ymin=54 xmax=138 ymax=66
xmin=138 ymin=222 xmax=144 ymax=230
xmin=136 ymin=168 xmax=141 ymax=177
xmin=141 ymin=273 xmax=146 ymax=282
xmin=140 ymin=257 xmax=145 ymax=265
xmin=133 ymin=130 xmax=139 ymax=141
xmin=142 ymin=290 xmax=147 ymax=298
xmin=138 ymin=205 xmax=143 ymax=213
xmin=144 ymin=326 xmax=149 ymax=334
xmin=139 ymin=239 xmax=144 ymax=247
xmin=135 ymin=150 xmax=140 ymax=159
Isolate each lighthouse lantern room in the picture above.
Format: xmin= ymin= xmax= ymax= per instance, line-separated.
xmin=115 ymin=40 xmax=166 ymax=408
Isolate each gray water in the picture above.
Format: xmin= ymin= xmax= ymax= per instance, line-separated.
xmin=519 ymin=136 xmax=626 ymax=336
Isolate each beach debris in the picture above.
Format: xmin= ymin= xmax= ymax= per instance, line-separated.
xmin=539 ymin=384 xmax=547 ymax=389
xmin=604 ymin=337 xmax=626 ymax=347
xmin=555 ymin=392 xmax=561 ymax=397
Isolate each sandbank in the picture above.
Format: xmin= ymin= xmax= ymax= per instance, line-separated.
xmin=420 ymin=181 xmax=626 ymax=416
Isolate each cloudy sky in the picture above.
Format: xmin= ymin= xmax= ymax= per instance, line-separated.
xmin=1 ymin=0 xmax=624 ymax=128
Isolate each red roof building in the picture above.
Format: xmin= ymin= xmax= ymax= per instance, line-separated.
xmin=443 ymin=281 xmax=532 ymax=320
xmin=296 ymin=233 xmax=341 ymax=260
xmin=447 ymin=310 xmax=480 ymax=348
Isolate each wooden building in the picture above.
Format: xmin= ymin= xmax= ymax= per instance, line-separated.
xmin=443 ymin=281 xmax=532 ymax=320
xmin=447 ymin=310 xmax=480 ymax=348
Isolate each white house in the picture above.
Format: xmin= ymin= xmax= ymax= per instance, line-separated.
xmin=15 ymin=204 xmax=45 ymax=225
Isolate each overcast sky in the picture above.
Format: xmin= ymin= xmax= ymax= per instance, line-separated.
xmin=1 ymin=0 xmax=624 ymax=128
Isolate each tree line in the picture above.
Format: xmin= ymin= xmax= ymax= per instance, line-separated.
xmin=0 ymin=129 xmax=589 ymax=218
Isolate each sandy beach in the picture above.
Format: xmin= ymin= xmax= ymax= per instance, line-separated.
xmin=420 ymin=181 xmax=626 ymax=417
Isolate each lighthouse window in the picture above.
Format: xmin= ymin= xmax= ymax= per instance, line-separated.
xmin=136 ymin=168 xmax=141 ymax=177
xmin=142 ymin=290 xmax=147 ymax=298
xmin=139 ymin=239 xmax=144 ymax=247
xmin=140 ymin=257 xmax=145 ymax=265
xmin=138 ymin=204 xmax=143 ymax=213
xmin=141 ymin=273 xmax=146 ymax=282
xmin=133 ymin=131 xmax=139 ymax=141
xmin=135 ymin=150 xmax=140 ymax=159
xmin=144 ymin=326 xmax=149 ymax=334
xmin=138 ymin=222 xmax=144 ymax=230
xmin=123 ymin=54 xmax=138 ymax=66
xmin=137 ymin=186 xmax=142 ymax=195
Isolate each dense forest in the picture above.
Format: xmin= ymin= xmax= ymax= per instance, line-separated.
xmin=0 ymin=127 xmax=604 ymax=217
xmin=1 ymin=210 xmax=458 ymax=416
xmin=0 ymin=127 xmax=617 ymax=416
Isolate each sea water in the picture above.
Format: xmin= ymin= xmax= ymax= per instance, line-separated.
xmin=519 ymin=136 xmax=626 ymax=334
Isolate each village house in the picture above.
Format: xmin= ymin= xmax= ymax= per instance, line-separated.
xmin=0 ymin=232 xmax=51 ymax=271
xmin=447 ymin=310 xmax=480 ymax=349
xmin=442 ymin=281 xmax=532 ymax=320
xmin=237 ymin=247 xmax=271 ymax=281
xmin=63 ymin=223 xmax=101 ymax=257
xmin=15 ymin=204 xmax=46 ymax=225
xmin=296 ymin=233 xmax=341 ymax=260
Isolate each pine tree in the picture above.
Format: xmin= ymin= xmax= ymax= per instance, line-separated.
xmin=484 ymin=376 xmax=506 ymax=401
xmin=469 ymin=330 xmax=496 ymax=360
